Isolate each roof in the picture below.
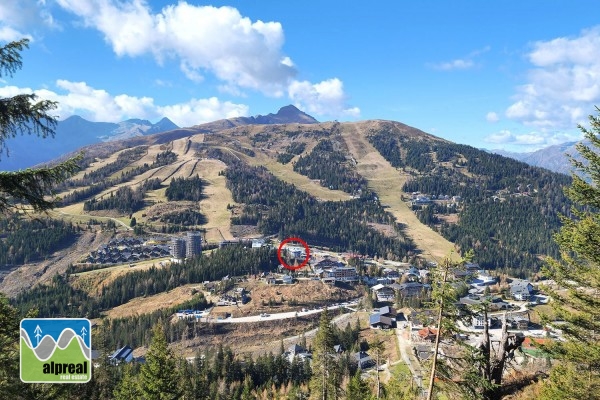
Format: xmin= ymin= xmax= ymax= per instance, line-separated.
xmin=289 ymin=344 xmax=307 ymax=355
xmin=371 ymin=283 xmax=386 ymax=291
xmin=369 ymin=314 xmax=394 ymax=326
xmin=418 ymin=327 xmax=438 ymax=339
xmin=353 ymin=351 xmax=371 ymax=361
xmin=110 ymin=345 xmax=133 ymax=360
xmin=379 ymin=306 xmax=396 ymax=316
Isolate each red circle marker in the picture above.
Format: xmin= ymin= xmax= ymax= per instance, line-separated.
xmin=277 ymin=237 xmax=310 ymax=271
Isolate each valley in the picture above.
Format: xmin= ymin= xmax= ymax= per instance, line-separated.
xmin=0 ymin=105 xmax=576 ymax=399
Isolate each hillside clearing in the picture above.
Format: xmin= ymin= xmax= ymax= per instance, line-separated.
xmin=341 ymin=123 xmax=459 ymax=262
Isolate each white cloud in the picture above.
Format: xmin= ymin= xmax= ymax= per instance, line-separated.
xmin=0 ymin=80 xmax=248 ymax=127
xmin=486 ymin=112 xmax=499 ymax=123
xmin=431 ymin=59 xmax=474 ymax=71
xmin=56 ymin=0 xmax=295 ymax=96
xmin=0 ymin=26 xmax=29 ymax=42
xmin=56 ymin=1 xmax=359 ymax=117
xmin=506 ymin=26 xmax=600 ymax=130
xmin=429 ymin=46 xmax=490 ymax=71
xmin=484 ymin=129 xmax=580 ymax=148
xmin=0 ymin=0 xmax=59 ymax=41
xmin=288 ymin=78 xmax=360 ymax=118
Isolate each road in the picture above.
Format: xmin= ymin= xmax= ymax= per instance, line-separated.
xmin=198 ymin=300 xmax=360 ymax=324
xmin=395 ymin=326 xmax=425 ymax=390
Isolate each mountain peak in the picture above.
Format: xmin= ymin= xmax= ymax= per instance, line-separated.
xmin=254 ymin=104 xmax=318 ymax=124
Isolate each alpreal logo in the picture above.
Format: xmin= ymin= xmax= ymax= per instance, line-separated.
xmin=20 ymin=318 xmax=91 ymax=383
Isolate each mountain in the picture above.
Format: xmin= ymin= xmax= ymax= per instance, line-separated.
xmin=191 ymin=104 xmax=318 ymax=131
xmin=0 ymin=107 xmax=575 ymax=300
xmin=0 ymin=106 xmax=315 ymax=171
xmin=492 ymin=141 xmax=582 ymax=175
xmin=35 ymin=117 xmax=567 ymax=272
xmin=0 ymin=116 xmax=179 ymax=171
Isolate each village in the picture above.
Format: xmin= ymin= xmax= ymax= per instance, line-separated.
xmin=90 ymin=233 xmax=560 ymax=393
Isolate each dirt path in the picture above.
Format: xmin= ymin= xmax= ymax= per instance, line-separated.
xmin=340 ymin=123 xmax=459 ymax=262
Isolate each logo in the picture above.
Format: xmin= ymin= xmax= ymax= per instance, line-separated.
xmin=20 ymin=318 xmax=91 ymax=383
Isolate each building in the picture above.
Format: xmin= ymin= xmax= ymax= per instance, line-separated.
xmin=369 ymin=313 xmax=395 ymax=329
xmin=285 ymin=344 xmax=311 ymax=363
xmin=372 ymin=285 xmax=395 ymax=302
xmin=186 ymin=231 xmax=203 ymax=258
xmin=417 ymin=327 xmax=438 ymax=342
xmin=327 ymin=266 xmax=358 ymax=282
xmin=109 ymin=345 xmax=134 ymax=365
xmin=510 ymin=279 xmax=534 ymax=301
xmin=353 ymin=351 xmax=375 ymax=369
xmin=170 ymin=237 xmax=186 ymax=260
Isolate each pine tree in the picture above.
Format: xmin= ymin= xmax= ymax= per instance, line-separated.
xmin=309 ymin=309 xmax=340 ymax=399
xmin=113 ymin=363 xmax=141 ymax=400
xmin=0 ymin=293 xmax=24 ymax=398
xmin=138 ymin=324 xmax=182 ymax=399
xmin=539 ymin=109 xmax=600 ymax=398
xmin=0 ymin=39 xmax=80 ymax=214
xmin=346 ymin=369 xmax=372 ymax=400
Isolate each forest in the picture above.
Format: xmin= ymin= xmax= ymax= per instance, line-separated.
xmin=60 ymin=150 xmax=177 ymax=206
xmin=0 ymin=216 xmax=78 ymax=265
xmin=369 ymin=126 xmax=572 ymax=273
xmin=11 ymin=245 xmax=279 ymax=319
xmin=225 ymin=163 xmax=414 ymax=259
xmin=292 ymin=139 xmax=367 ymax=194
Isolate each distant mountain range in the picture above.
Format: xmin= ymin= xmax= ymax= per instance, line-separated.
xmin=491 ymin=141 xmax=583 ymax=176
xmin=0 ymin=116 xmax=179 ymax=171
xmin=0 ymin=105 xmax=318 ymax=171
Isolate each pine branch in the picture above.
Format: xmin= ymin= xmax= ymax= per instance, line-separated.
xmin=0 ymin=155 xmax=81 ymax=213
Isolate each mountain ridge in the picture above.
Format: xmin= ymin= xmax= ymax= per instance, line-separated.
xmin=0 ymin=116 xmax=179 ymax=171
xmin=491 ymin=140 xmax=584 ymax=175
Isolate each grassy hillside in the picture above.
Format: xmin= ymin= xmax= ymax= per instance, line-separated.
xmin=3 ymin=118 xmax=571 ymax=290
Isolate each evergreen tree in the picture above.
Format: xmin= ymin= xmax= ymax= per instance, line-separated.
xmin=0 ymin=293 xmax=24 ymax=398
xmin=346 ymin=370 xmax=372 ymax=400
xmin=309 ymin=309 xmax=340 ymax=399
xmin=138 ymin=324 xmax=182 ymax=399
xmin=540 ymin=109 xmax=600 ymax=398
xmin=113 ymin=363 xmax=141 ymax=400
xmin=0 ymin=39 xmax=80 ymax=214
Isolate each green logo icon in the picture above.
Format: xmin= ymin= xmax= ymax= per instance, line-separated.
xmin=20 ymin=318 xmax=91 ymax=383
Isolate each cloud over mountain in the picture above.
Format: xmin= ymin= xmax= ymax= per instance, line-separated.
xmin=506 ymin=26 xmax=600 ymax=130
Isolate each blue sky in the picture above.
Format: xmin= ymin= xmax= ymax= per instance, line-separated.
xmin=1 ymin=1 xmax=600 ymax=152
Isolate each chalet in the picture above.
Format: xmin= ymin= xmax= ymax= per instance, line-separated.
xmin=417 ymin=327 xmax=438 ymax=342
xmin=285 ymin=344 xmax=311 ymax=363
xmin=510 ymin=279 xmax=534 ymax=301
xmin=373 ymin=285 xmax=395 ymax=302
xmin=378 ymin=306 xmax=397 ymax=318
xmin=472 ymin=314 xmax=488 ymax=329
xmin=369 ymin=313 xmax=395 ymax=329
xmin=353 ymin=351 xmax=375 ymax=369
xmin=410 ymin=310 xmax=437 ymax=331
xmin=470 ymin=272 xmax=497 ymax=287
xmin=382 ymin=268 xmax=400 ymax=279
xmin=508 ymin=316 xmax=529 ymax=330
xmin=414 ymin=344 xmax=434 ymax=361
xmin=333 ymin=344 xmax=345 ymax=354
xmin=109 ymin=345 xmax=134 ymax=365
